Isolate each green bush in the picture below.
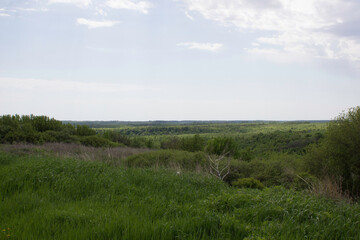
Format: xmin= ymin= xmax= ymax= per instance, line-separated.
xmin=232 ymin=178 xmax=265 ymax=190
xmin=225 ymin=157 xmax=297 ymax=188
xmin=76 ymin=125 xmax=96 ymax=136
xmin=206 ymin=137 xmax=239 ymax=157
xmin=160 ymin=136 xmax=182 ymax=150
xmin=125 ymin=149 xmax=207 ymax=171
xmin=159 ymin=135 xmax=206 ymax=152
xmin=181 ymin=134 xmax=206 ymax=152
xmin=79 ymin=136 xmax=117 ymax=148
xmin=42 ymin=130 xmax=78 ymax=143
xmin=305 ymin=106 xmax=360 ymax=196
xmin=102 ymin=130 xmax=131 ymax=145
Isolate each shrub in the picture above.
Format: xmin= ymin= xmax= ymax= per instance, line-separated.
xmin=225 ymin=157 xmax=297 ymax=188
xmin=206 ymin=137 xmax=239 ymax=157
xmin=160 ymin=136 xmax=182 ymax=150
xmin=42 ymin=130 xmax=78 ymax=144
xmin=232 ymin=178 xmax=265 ymax=190
xmin=305 ymin=106 xmax=360 ymax=196
xmin=76 ymin=125 xmax=96 ymax=136
xmin=181 ymin=134 xmax=206 ymax=152
xmin=80 ymin=136 xmax=117 ymax=148
xmin=102 ymin=130 xmax=131 ymax=146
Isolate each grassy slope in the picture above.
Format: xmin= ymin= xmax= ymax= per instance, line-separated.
xmin=1 ymin=152 xmax=359 ymax=240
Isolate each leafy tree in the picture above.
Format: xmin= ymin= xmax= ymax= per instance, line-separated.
xmin=326 ymin=107 xmax=360 ymax=195
xmin=306 ymin=107 xmax=360 ymax=196
xmin=76 ymin=125 xmax=96 ymax=136
xmin=206 ymin=137 xmax=238 ymax=157
xmin=181 ymin=134 xmax=206 ymax=152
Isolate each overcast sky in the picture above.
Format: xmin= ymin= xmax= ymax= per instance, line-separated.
xmin=1 ymin=0 xmax=359 ymax=120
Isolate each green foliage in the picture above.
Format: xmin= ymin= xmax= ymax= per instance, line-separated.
xmin=101 ymin=130 xmax=154 ymax=148
xmin=160 ymin=136 xmax=182 ymax=149
xmin=232 ymin=178 xmax=265 ymax=190
xmin=0 ymin=114 xmax=69 ymax=144
xmin=306 ymin=107 xmax=360 ymax=196
xmin=102 ymin=130 xmax=131 ymax=145
xmin=206 ymin=137 xmax=238 ymax=157
xmin=42 ymin=130 xmax=78 ymax=143
xmin=76 ymin=125 xmax=96 ymax=136
xmin=181 ymin=134 xmax=206 ymax=152
xmin=125 ymin=149 xmax=207 ymax=171
xmin=225 ymin=154 xmax=301 ymax=188
xmin=79 ymin=136 xmax=118 ymax=148
xmin=1 ymin=153 xmax=359 ymax=239
xmin=159 ymin=134 xmax=206 ymax=152
xmin=0 ymin=115 xmax=121 ymax=148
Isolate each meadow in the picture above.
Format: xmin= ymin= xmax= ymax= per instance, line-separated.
xmin=1 ymin=150 xmax=360 ymax=240
xmin=1 ymin=111 xmax=360 ymax=239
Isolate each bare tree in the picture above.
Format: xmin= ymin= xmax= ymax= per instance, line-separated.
xmin=208 ymin=152 xmax=231 ymax=180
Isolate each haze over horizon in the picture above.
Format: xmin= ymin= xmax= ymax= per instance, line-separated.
xmin=1 ymin=0 xmax=360 ymax=121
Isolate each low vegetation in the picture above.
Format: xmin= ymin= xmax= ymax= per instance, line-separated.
xmin=1 ymin=106 xmax=360 ymax=238
xmin=1 ymin=152 xmax=359 ymax=239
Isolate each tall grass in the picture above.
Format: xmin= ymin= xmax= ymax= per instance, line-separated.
xmin=1 ymin=152 xmax=360 ymax=239
xmin=0 ymin=143 xmax=150 ymax=164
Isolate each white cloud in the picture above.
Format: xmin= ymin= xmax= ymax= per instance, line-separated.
xmin=17 ymin=8 xmax=49 ymax=12
xmin=180 ymin=0 xmax=360 ymax=66
xmin=48 ymin=0 xmax=92 ymax=8
xmin=95 ymin=7 xmax=107 ymax=16
xmin=0 ymin=8 xmax=10 ymax=16
xmin=106 ymin=0 xmax=152 ymax=14
xmin=77 ymin=18 xmax=119 ymax=29
xmin=185 ymin=11 xmax=194 ymax=21
xmin=177 ymin=42 xmax=223 ymax=52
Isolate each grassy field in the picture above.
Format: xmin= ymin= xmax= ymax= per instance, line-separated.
xmin=96 ymin=121 xmax=328 ymax=138
xmin=1 ymin=151 xmax=360 ymax=240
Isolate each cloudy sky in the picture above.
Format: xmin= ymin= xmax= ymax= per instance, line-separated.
xmin=0 ymin=0 xmax=359 ymax=120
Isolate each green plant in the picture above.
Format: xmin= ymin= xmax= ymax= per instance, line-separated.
xmin=232 ymin=178 xmax=265 ymax=190
xmin=305 ymin=106 xmax=360 ymax=196
xmin=76 ymin=125 xmax=96 ymax=136
xmin=206 ymin=137 xmax=238 ymax=157
xmin=79 ymin=136 xmax=117 ymax=148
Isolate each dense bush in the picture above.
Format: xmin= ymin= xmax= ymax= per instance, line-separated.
xmin=0 ymin=115 xmax=120 ymax=148
xmin=160 ymin=136 xmax=182 ymax=150
xmin=306 ymin=107 xmax=360 ymax=196
xmin=181 ymin=134 xmax=206 ymax=152
xmin=102 ymin=130 xmax=131 ymax=145
xmin=0 ymin=115 xmax=73 ymax=144
xmin=80 ymin=136 xmax=118 ymax=148
xmin=224 ymin=155 xmax=301 ymax=188
xmin=232 ymin=178 xmax=265 ymax=190
xmin=76 ymin=125 xmax=96 ymax=136
xmin=102 ymin=130 xmax=154 ymax=148
xmin=206 ymin=137 xmax=239 ymax=157
xmin=160 ymin=134 xmax=206 ymax=152
xmin=42 ymin=130 xmax=78 ymax=143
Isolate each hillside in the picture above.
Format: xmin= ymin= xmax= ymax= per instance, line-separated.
xmin=1 ymin=151 xmax=359 ymax=239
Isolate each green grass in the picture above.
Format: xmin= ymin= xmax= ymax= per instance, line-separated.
xmin=98 ymin=121 xmax=327 ymax=137
xmin=1 ymin=152 xmax=359 ymax=239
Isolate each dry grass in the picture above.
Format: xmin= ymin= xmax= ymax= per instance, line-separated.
xmin=308 ymin=177 xmax=352 ymax=203
xmin=0 ymin=143 xmax=151 ymax=166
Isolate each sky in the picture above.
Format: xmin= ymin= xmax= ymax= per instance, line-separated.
xmin=0 ymin=0 xmax=359 ymax=121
